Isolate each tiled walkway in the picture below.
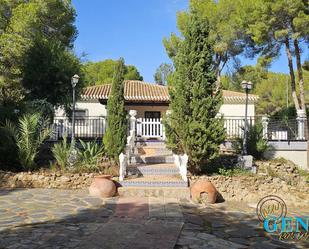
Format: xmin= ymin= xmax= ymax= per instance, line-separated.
xmin=0 ymin=188 xmax=309 ymax=249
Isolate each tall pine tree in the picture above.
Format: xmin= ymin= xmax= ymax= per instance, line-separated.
xmin=167 ymin=12 xmax=226 ymax=173
xmin=103 ymin=58 xmax=127 ymax=162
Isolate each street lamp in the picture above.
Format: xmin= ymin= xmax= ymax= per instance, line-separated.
xmin=71 ymin=74 xmax=80 ymax=144
xmin=241 ymin=80 xmax=253 ymax=156
xmin=68 ymin=74 xmax=79 ymax=167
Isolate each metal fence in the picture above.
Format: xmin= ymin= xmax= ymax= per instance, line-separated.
xmin=224 ymin=116 xmax=308 ymax=141
xmin=266 ymin=118 xmax=308 ymax=141
xmin=49 ymin=116 xmax=107 ymax=141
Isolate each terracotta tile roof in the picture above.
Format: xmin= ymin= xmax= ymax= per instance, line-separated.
xmin=81 ymin=80 xmax=169 ymax=102
xmin=81 ymin=80 xmax=259 ymax=103
xmin=222 ymin=90 xmax=259 ymax=102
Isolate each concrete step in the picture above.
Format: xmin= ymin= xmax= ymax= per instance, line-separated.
xmin=137 ymin=147 xmax=172 ymax=156
xmin=120 ymin=175 xmax=188 ymax=188
xmin=118 ymin=186 xmax=190 ymax=199
xmin=135 ymin=140 xmax=166 ymax=147
xmin=131 ymin=155 xmax=174 ymax=164
xmin=127 ymin=163 xmax=179 ymax=176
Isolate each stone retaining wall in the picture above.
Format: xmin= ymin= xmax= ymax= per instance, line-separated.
xmin=190 ymin=175 xmax=309 ymax=207
xmin=1 ymin=159 xmax=308 ymax=208
xmin=190 ymin=159 xmax=309 ymax=207
xmin=0 ymin=171 xmax=97 ymax=189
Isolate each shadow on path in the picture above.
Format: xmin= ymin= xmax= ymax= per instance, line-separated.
xmin=0 ymin=190 xmax=308 ymax=249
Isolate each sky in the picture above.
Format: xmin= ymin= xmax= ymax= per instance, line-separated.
xmin=72 ymin=0 xmax=305 ymax=83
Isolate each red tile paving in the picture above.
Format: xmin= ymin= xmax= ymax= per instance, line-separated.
xmin=114 ymin=197 xmax=149 ymax=218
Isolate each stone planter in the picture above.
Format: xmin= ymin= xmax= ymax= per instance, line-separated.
xmin=89 ymin=175 xmax=116 ymax=198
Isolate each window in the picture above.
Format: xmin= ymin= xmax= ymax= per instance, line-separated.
xmin=145 ymin=111 xmax=161 ymax=119
xmin=75 ymin=109 xmax=87 ymax=125
xmin=75 ymin=109 xmax=86 ymax=118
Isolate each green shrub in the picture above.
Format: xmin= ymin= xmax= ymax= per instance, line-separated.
xmin=218 ymin=167 xmax=252 ymax=177
xmin=51 ymin=136 xmax=71 ymax=170
xmin=78 ymin=140 xmax=104 ymax=170
xmin=232 ymin=122 xmax=269 ymax=159
xmin=3 ymin=113 xmax=51 ymax=170
xmin=0 ymin=128 xmax=20 ymax=170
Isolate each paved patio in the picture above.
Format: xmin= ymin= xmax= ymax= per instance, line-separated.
xmin=0 ymin=188 xmax=308 ymax=248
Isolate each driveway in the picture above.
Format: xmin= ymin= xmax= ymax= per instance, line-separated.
xmin=0 ymin=188 xmax=308 ymax=249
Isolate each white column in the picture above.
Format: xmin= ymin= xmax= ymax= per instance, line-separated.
xmin=119 ymin=153 xmax=127 ymax=181
xmin=297 ymin=110 xmax=307 ymax=140
xmin=180 ymin=154 xmax=188 ymax=182
xmin=262 ymin=116 xmax=269 ymax=139
xmin=129 ymin=110 xmax=137 ymax=135
xmin=127 ymin=110 xmax=137 ymax=158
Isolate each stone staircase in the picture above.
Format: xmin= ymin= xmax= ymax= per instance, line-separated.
xmin=118 ymin=141 xmax=190 ymax=198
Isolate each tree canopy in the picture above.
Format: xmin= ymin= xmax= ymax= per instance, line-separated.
xmin=164 ymin=0 xmax=253 ymax=89
xmin=154 ymin=63 xmax=173 ymax=85
xmin=82 ymin=59 xmax=143 ymax=86
xmin=21 ymin=37 xmax=83 ymax=107
xmin=222 ymin=65 xmax=268 ymax=92
xmin=164 ymin=0 xmax=308 ymax=115
xmin=223 ymin=64 xmax=309 ymax=116
xmin=0 ymin=0 xmax=80 ymax=107
xmin=243 ymin=0 xmax=309 ymax=111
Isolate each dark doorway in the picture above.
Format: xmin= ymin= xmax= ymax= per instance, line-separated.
xmin=145 ymin=111 xmax=161 ymax=119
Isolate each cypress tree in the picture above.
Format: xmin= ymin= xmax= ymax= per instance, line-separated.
xmin=103 ymin=58 xmax=127 ymax=162
xmin=167 ymin=13 xmax=226 ymax=173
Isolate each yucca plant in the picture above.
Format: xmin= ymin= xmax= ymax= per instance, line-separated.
xmin=78 ymin=140 xmax=104 ymax=170
xmin=51 ymin=136 xmax=71 ymax=170
xmin=3 ymin=113 xmax=51 ymax=170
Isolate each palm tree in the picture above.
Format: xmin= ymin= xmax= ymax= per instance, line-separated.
xmin=3 ymin=113 xmax=51 ymax=170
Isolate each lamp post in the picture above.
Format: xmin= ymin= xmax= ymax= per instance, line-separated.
xmin=71 ymin=74 xmax=80 ymax=145
xmin=241 ymin=80 xmax=253 ymax=156
xmin=68 ymin=74 xmax=79 ymax=167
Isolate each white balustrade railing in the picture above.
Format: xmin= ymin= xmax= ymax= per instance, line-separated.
xmin=223 ymin=116 xmax=255 ymax=139
xmin=136 ymin=118 xmax=164 ymax=138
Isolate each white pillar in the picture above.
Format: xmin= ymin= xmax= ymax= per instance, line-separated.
xmin=129 ymin=110 xmax=137 ymax=135
xmin=262 ymin=116 xmax=269 ymax=139
xmin=119 ymin=153 xmax=127 ymax=181
xmin=126 ymin=110 xmax=137 ymax=158
xmin=297 ymin=110 xmax=306 ymax=140
xmin=180 ymin=154 xmax=188 ymax=182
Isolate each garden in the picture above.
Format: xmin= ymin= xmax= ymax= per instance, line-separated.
xmin=0 ymin=0 xmax=308 ymax=200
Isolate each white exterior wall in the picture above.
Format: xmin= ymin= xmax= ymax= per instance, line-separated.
xmin=219 ymin=103 xmax=255 ymax=118
xmin=55 ymin=101 xmax=106 ymax=117
xmin=52 ymin=100 xmax=257 ymax=140
xmin=55 ymin=102 xmax=255 ymax=119
xmin=264 ymin=141 xmax=309 ymax=170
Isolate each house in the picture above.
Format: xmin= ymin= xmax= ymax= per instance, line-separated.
xmin=54 ymin=80 xmax=259 ymax=139
xmin=56 ymin=80 xmax=258 ymax=118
